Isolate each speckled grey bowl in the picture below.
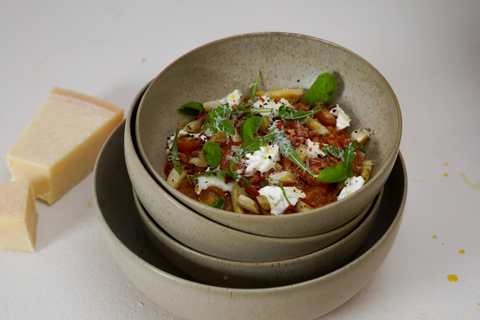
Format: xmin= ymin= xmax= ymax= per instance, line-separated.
xmin=93 ymin=120 xmax=407 ymax=320
xmin=125 ymin=86 xmax=373 ymax=262
xmin=135 ymin=32 xmax=402 ymax=238
xmin=135 ymin=187 xmax=383 ymax=288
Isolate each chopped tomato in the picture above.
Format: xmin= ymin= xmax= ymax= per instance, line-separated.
xmin=177 ymin=136 xmax=203 ymax=154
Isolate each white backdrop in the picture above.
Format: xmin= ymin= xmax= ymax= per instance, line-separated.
xmin=1 ymin=1 xmax=480 ymax=319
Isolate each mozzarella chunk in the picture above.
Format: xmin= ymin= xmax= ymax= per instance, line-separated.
xmin=258 ymin=186 xmax=306 ymax=215
xmin=252 ymin=95 xmax=292 ymax=118
xmin=195 ymin=174 xmax=236 ymax=195
xmin=329 ymin=104 xmax=351 ymax=130
xmin=244 ymin=144 xmax=280 ymax=176
xmin=337 ymin=176 xmax=365 ymax=200
xmin=219 ymin=89 xmax=243 ymax=106
xmin=305 ymin=139 xmax=326 ymax=158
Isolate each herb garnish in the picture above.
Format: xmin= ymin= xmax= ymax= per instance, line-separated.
xmin=239 ymin=116 xmax=262 ymax=142
xmin=178 ymin=102 xmax=206 ymax=116
xmin=201 ymin=103 xmax=236 ymax=136
xmin=305 ymin=73 xmax=338 ymax=107
xmin=202 ymin=141 xmax=222 ymax=167
xmin=278 ymin=105 xmax=322 ymax=121
xmin=209 ymin=197 xmax=226 ymax=209
xmin=248 ymin=71 xmax=261 ymax=104
xmin=317 ymin=142 xmax=365 ymax=183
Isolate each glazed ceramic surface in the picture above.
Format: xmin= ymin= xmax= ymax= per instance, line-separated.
xmin=135 ymin=187 xmax=383 ymax=288
xmin=93 ymin=121 xmax=407 ymax=320
xmin=125 ymin=88 xmax=372 ymax=262
xmin=134 ymin=32 xmax=402 ymax=237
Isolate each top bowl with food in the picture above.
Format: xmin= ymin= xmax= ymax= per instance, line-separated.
xmin=134 ymin=32 xmax=401 ymax=238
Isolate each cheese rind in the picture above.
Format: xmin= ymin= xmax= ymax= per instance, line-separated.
xmin=0 ymin=179 xmax=38 ymax=253
xmin=6 ymin=88 xmax=123 ymax=204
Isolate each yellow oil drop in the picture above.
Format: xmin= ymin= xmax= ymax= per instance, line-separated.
xmin=432 ymin=235 xmax=437 ymax=239
xmin=444 ymin=162 xmax=448 ymax=166
xmin=459 ymin=249 xmax=465 ymax=254
xmin=444 ymin=173 xmax=449 ymax=177
xmin=447 ymin=274 xmax=458 ymax=282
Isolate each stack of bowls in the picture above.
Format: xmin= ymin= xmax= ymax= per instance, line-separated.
xmin=95 ymin=33 xmax=405 ymax=318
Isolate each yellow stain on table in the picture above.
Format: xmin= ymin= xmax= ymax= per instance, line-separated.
xmin=447 ymin=274 xmax=458 ymax=282
xmin=432 ymin=235 xmax=437 ymax=239
xmin=460 ymin=173 xmax=480 ymax=191
xmin=459 ymin=249 xmax=465 ymax=254
xmin=443 ymin=173 xmax=449 ymax=177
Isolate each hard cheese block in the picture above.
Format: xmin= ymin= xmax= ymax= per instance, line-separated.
xmin=6 ymin=88 xmax=123 ymax=204
xmin=0 ymin=179 xmax=38 ymax=253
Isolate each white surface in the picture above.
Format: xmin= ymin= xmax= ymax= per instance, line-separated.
xmin=1 ymin=1 xmax=479 ymax=319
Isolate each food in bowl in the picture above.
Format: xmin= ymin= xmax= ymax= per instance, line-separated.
xmin=163 ymin=72 xmax=375 ymax=215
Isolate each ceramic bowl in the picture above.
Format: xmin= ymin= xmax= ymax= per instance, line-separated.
xmin=93 ymin=120 xmax=407 ymax=320
xmin=134 ymin=32 xmax=402 ymax=238
xmin=135 ymin=186 xmax=383 ymax=288
xmin=124 ymin=88 xmax=373 ymax=262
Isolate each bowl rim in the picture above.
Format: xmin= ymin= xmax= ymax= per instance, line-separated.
xmin=135 ymin=31 xmax=403 ymax=223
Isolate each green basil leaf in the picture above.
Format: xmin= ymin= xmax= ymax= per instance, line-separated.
xmin=171 ymin=129 xmax=183 ymax=175
xmin=209 ymin=197 xmax=226 ymax=209
xmin=278 ymin=105 xmax=323 ymax=121
xmin=178 ymin=102 xmax=205 ymax=116
xmin=317 ymin=142 xmax=364 ymax=183
xmin=240 ymin=116 xmax=262 ymax=142
xmin=203 ymin=141 xmax=222 ymax=167
xmin=184 ymin=170 xmax=229 ymax=181
xmin=218 ymin=119 xmax=236 ymax=136
xmin=305 ymin=73 xmax=338 ymax=107
xmin=317 ymin=162 xmax=349 ymax=183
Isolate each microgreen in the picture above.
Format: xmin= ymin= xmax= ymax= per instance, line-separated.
xmin=305 ymin=73 xmax=338 ymax=107
xmin=171 ymin=129 xmax=183 ymax=175
xmin=177 ymin=102 xmax=206 ymax=116
xmin=202 ymin=141 xmax=222 ymax=168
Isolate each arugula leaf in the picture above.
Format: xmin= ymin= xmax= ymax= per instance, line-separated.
xmin=274 ymin=180 xmax=291 ymax=205
xmin=209 ymin=197 xmax=226 ymax=209
xmin=269 ymin=127 xmax=316 ymax=177
xmin=203 ymin=141 xmax=222 ymax=167
xmin=278 ymin=105 xmax=323 ymax=121
xmin=305 ymin=73 xmax=338 ymax=107
xmin=248 ymin=71 xmax=261 ymax=103
xmin=184 ymin=170 xmax=230 ymax=181
xmin=178 ymin=102 xmax=206 ymax=116
xmin=317 ymin=142 xmax=365 ymax=183
xmin=240 ymin=116 xmax=262 ymax=142
xmin=171 ymin=129 xmax=183 ymax=175
xmin=183 ymin=169 xmax=251 ymax=187
xmin=261 ymin=179 xmax=269 ymax=188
